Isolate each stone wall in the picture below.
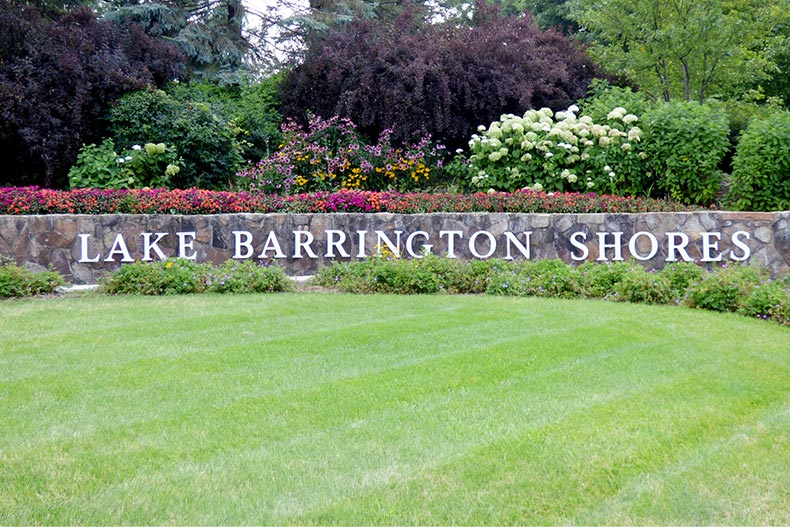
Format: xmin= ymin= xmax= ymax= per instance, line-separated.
xmin=1 ymin=211 xmax=788 ymax=284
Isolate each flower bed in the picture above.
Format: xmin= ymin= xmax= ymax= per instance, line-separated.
xmin=0 ymin=187 xmax=693 ymax=215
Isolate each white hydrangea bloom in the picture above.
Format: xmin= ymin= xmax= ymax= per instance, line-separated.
xmin=607 ymin=107 xmax=627 ymax=120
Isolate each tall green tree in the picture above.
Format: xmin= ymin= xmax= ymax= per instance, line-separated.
xmin=246 ymin=0 xmax=422 ymax=73
xmin=6 ymin=0 xmax=92 ymax=17
xmin=501 ymin=0 xmax=577 ymax=33
xmin=570 ymin=0 xmax=777 ymax=102
xmin=104 ymin=0 xmax=249 ymax=83
xmin=757 ymin=3 xmax=790 ymax=106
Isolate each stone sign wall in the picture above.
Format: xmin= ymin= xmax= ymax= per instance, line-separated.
xmin=1 ymin=211 xmax=788 ymax=284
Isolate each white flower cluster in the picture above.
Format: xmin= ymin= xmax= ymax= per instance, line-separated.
xmin=468 ymin=105 xmax=643 ymax=193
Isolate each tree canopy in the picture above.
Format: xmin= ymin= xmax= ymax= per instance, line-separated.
xmin=570 ymin=0 xmax=784 ymax=102
xmin=280 ymin=2 xmax=598 ymax=150
xmin=102 ymin=0 xmax=249 ymax=83
xmin=0 ymin=5 xmax=185 ymax=187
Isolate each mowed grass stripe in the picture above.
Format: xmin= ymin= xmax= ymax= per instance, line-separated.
xmin=0 ymin=294 xmax=788 ymax=524
xmin=0 ymin=294 xmax=615 ymax=446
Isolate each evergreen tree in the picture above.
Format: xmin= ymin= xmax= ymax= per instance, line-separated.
xmin=104 ymin=0 xmax=249 ymax=83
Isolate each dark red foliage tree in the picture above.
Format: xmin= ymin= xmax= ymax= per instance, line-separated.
xmin=280 ymin=2 xmax=599 ymax=151
xmin=0 ymin=5 xmax=186 ymax=188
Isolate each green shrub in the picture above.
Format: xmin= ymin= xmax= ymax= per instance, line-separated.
xmin=641 ymin=102 xmax=730 ymax=205
xmin=485 ymin=259 xmax=581 ymax=298
xmin=204 ymin=260 xmax=292 ymax=293
xmin=313 ymin=254 xmax=504 ymax=295
xmin=684 ymin=264 xmax=767 ymax=313
xmin=467 ymin=106 xmax=649 ymax=195
xmin=0 ymin=260 xmax=64 ymax=298
xmin=576 ymin=261 xmax=636 ymax=298
xmin=360 ymin=257 xmax=447 ymax=295
xmin=165 ymin=79 xmax=283 ymax=163
xmin=610 ymin=266 xmax=674 ymax=305
xmin=108 ymin=88 xmax=244 ymax=189
xmin=658 ymin=262 xmax=706 ymax=299
xmin=315 ymin=256 xmax=789 ymax=325
xmin=101 ymin=259 xmax=292 ymax=295
xmin=233 ymin=77 xmax=284 ymax=162
xmin=68 ymin=139 xmax=183 ymax=189
xmin=738 ymin=277 xmax=790 ymax=326
xmin=715 ymin=90 xmax=785 ymax=153
xmin=727 ymin=109 xmax=790 ymax=211
xmin=578 ymin=80 xmax=652 ymax=125
xmin=101 ymin=259 xmax=208 ymax=295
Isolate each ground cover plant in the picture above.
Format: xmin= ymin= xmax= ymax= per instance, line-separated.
xmin=0 ymin=293 xmax=787 ymax=524
xmin=100 ymin=259 xmax=293 ymax=296
xmin=0 ymin=259 xmax=63 ymax=298
xmin=313 ymin=257 xmax=790 ymax=326
xmin=80 ymin=256 xmax=790 ymax=326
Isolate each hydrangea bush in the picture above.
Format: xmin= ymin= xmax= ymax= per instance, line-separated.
xmin=68 ymin=139 xmax=183 ymax=190
xmin=467 ymin=106 xmax=648 ymax=195
xmin=237 ymin=114 xmax=446 ymax=194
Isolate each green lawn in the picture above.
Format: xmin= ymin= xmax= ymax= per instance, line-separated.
xmin=1 ymin=293 xmax=788 ymax=525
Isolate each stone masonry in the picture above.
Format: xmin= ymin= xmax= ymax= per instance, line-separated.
xmin=0 ymin=211 xmax=788 ymax=284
